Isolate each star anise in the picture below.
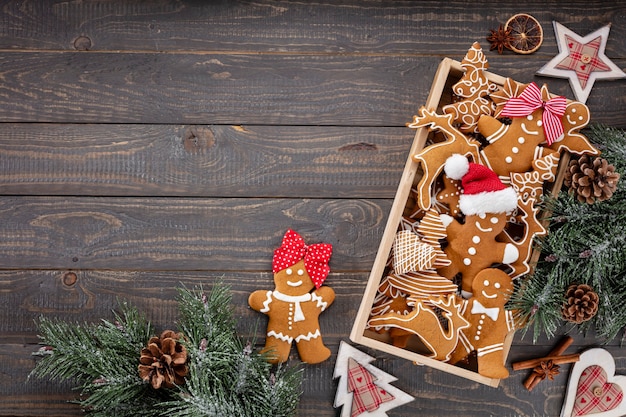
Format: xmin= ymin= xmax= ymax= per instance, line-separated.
xmin=487 ymin=24 xmax=514 ymax=54
xmin=533 ymin=360 xmax=560 ymax=381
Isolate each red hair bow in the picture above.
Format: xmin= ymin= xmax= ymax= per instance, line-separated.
xmin=500 ymin=82 xmax=567 ymax=146
xmin=272 ymin=229 xmax=332 ymax=289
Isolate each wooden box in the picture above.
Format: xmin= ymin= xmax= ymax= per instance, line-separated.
xmin=350 ymin=57 xmax=569 ymax=387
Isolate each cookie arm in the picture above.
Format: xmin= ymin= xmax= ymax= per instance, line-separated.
xmin=313 ymin=286 xmax=335 ymax=307
xmin=248 ymin=290 xmax=272 ymax=313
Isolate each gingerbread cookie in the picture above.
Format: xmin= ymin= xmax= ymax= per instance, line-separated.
xmin=248 ymin=229 xmax=334 ymax=364
xmin=368 ymin=294 xmax=470 ymax=362
xmin=443 ymin=42 xmax=497 ymax=134
xmin=437 ymin=154 xmax=519 ymax=295
xmin=448 ymin=268 xmax=516 ymax=379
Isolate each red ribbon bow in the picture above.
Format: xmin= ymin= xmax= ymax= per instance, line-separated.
xmin=500 ymin=82 xmax=567 ymax=145
xmin=272 ymin=229 xmax=332 ymax=289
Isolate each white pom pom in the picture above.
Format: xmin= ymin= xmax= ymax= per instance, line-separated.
xmin=443 ymin=153 xmax=469 ymax=180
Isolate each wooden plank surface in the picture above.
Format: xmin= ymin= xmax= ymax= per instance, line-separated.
xmin=0 ymin=0 xmax=624 ymax=56
xmin=0 ymin=124 xmax=411 ymax=197
xmin=0 ymin=53 xmax=623 ymax=126
xmin=0 ymin=1 xmax=625 ymax=416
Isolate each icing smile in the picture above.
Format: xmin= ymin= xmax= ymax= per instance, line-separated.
xmin=481 ymin=291 xmax=497 ymax=299
xmin=475 ymin=221 xmax=493 ymax=233
xmin=287 ymin=280 xmax=303 ymax=287
xmin=521 ymin=123 xmax=539 ymax=136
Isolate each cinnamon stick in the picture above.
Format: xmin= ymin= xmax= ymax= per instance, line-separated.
xmin=522 ymin=336 xmax=574 ymax=391
xmin=513 ymin=353 xmax=580 ymax=371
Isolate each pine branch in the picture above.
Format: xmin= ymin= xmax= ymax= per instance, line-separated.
xmin=512 ymin=124 xmax=626 ymax=342
xmin=168 ymin=283 xmax=303 ymax=417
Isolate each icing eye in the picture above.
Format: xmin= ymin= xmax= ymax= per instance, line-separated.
xmin=490 ymin=217 xmax=499 ymax=224
xmin=495 ymin=282 xmax=501 ymax=289
xmin=527 ymin=115 xmax=533 ymax=121
xmin=483 ymin=280 xmax=490 ymax=287
xmin=479 ymin=213 xmax=486 ymax=219
xmin=537 ymin=120 xmax=542 ymax=127
xmin=286 ymin=268 xmax=293 ymax=275
xmin=297 ymin=269 xmax=304 ymax=276
xmin=572 ymin=108 xmax=577 ymax=113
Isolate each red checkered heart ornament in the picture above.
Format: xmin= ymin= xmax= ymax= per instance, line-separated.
xmin=560 ymin=348 xmax=626 ymax=417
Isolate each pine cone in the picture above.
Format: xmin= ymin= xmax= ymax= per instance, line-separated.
xmin=561 ymin=284 xmax=599 ymax=324
xmin=564 ymin=155 xmax=620 ymax=204
xmin=138 ymin=330 xmax=188 ymax=389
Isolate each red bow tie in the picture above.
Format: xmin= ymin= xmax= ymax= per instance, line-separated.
xmin=500 ymin=82 xmax=567 ymax=145
xmin=272 ymin=229 xmax=332 ymax=289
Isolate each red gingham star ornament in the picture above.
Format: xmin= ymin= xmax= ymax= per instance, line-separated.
xmin=537 ymin=21 xmax=626 ymax=103
xmin=272 ymin=229 xmax=332 ymax=288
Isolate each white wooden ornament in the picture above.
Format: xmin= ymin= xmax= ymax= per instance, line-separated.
xmin=333 ymin=341 xmax=414 ymax=417
xmin=560 ymin=348 xmax=626 ymax=417
xmin=537 ymin=22 xmax=626 ymax=104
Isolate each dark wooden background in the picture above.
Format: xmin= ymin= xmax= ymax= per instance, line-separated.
xmin=1 ymin=1 xmax=625 ymax=416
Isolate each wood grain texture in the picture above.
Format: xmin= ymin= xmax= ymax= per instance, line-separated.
xmin=0 ymin=197 xmax=390 ymax=270
xmin=0 ymin=52 xmax=623 ymax=126
xmin=1 ymin=1 xmax=625 ymax=416
xmin=0 ymin=0 xmax=624 ymax=56
xmin=0 ymin=124 xmax=411 ymax=198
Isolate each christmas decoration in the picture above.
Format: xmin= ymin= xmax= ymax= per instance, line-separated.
xmin=486 ymin=14 xmax=543 ymax=55
xmin=511 ymin=125 xmax=625 ymax=342
xmin=560 ymin=348 xmax=626 ymax=417
xmin=521 ymin=336 xmax=574 ymax=391
xmin=561 ymin=284 xmax=600 ymax=324
xmin=504 ymin=13 xmax=543 ymax=54
xmin=565 ymin=155 xmax=620 ymax=204
xmin=138 ymin=330 xmax=188 ymax=389
xmin=487 ymin=23 xmax=514 ymax=54
xmin=333 ymin=341 xmax=414 ymax=417
xmin=30 ymin=283 xmax=303 ymax=417
xmin=537 ymin=22 xmax=626 ymax=103
xmin=249 ymin=229 xmax=335 ymax=364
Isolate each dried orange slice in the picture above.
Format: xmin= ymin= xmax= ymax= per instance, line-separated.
xmin=504 ymin=13 xmax=543 ymax=54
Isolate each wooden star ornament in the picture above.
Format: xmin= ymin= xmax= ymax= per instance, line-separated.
xmin=537 ymin=21 xmax=626 ymax=103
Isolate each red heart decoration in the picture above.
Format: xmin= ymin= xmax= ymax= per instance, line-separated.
xmin=581 ymin=65 xmax=587 ymax=71
xmin=357 ymin=377 xmax=362 ymax=383
xmin=573 ymin=365 xmax=623 ymax=416
xmin=569 ymin=42 xmax=574 ymax=48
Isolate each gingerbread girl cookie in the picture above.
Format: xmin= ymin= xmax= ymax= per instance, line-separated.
xmin=248 ymin=229 xmax=334 ymax=364
xmin=448 ymin=268 xmax=517 ymax=379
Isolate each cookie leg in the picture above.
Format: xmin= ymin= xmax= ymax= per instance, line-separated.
xmin=262 ymin=337 xmax=292 ymax=364
xmin=295 ymin=337 xmax=331 ymax=364
xmin=476 ymin=343 xmax=509 ymax=379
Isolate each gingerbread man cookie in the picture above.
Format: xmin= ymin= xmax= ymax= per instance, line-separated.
xmin=437 ymin=154 xmax=519 ymax=295
xmin=448 ymin=268 xmax=516 ymax=379
xmin=248 ymin=229 xmax=334 ymax=364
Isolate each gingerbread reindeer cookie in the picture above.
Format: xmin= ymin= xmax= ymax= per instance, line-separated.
xmin=248 ymin=229 xmax=334 ymax=364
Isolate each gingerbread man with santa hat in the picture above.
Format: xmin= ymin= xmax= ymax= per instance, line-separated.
xmin=249 ymin=229 xmax=335 ymax=364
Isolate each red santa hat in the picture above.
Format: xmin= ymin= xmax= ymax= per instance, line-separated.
xmin=444 ymin=153 xmax=518 ymax=216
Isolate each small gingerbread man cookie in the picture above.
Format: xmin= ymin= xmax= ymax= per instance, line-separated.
xmin=248 ymin=229 xmax=334 ymax=364
xmin=448 ymin=268 xmax=516 ymax=379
